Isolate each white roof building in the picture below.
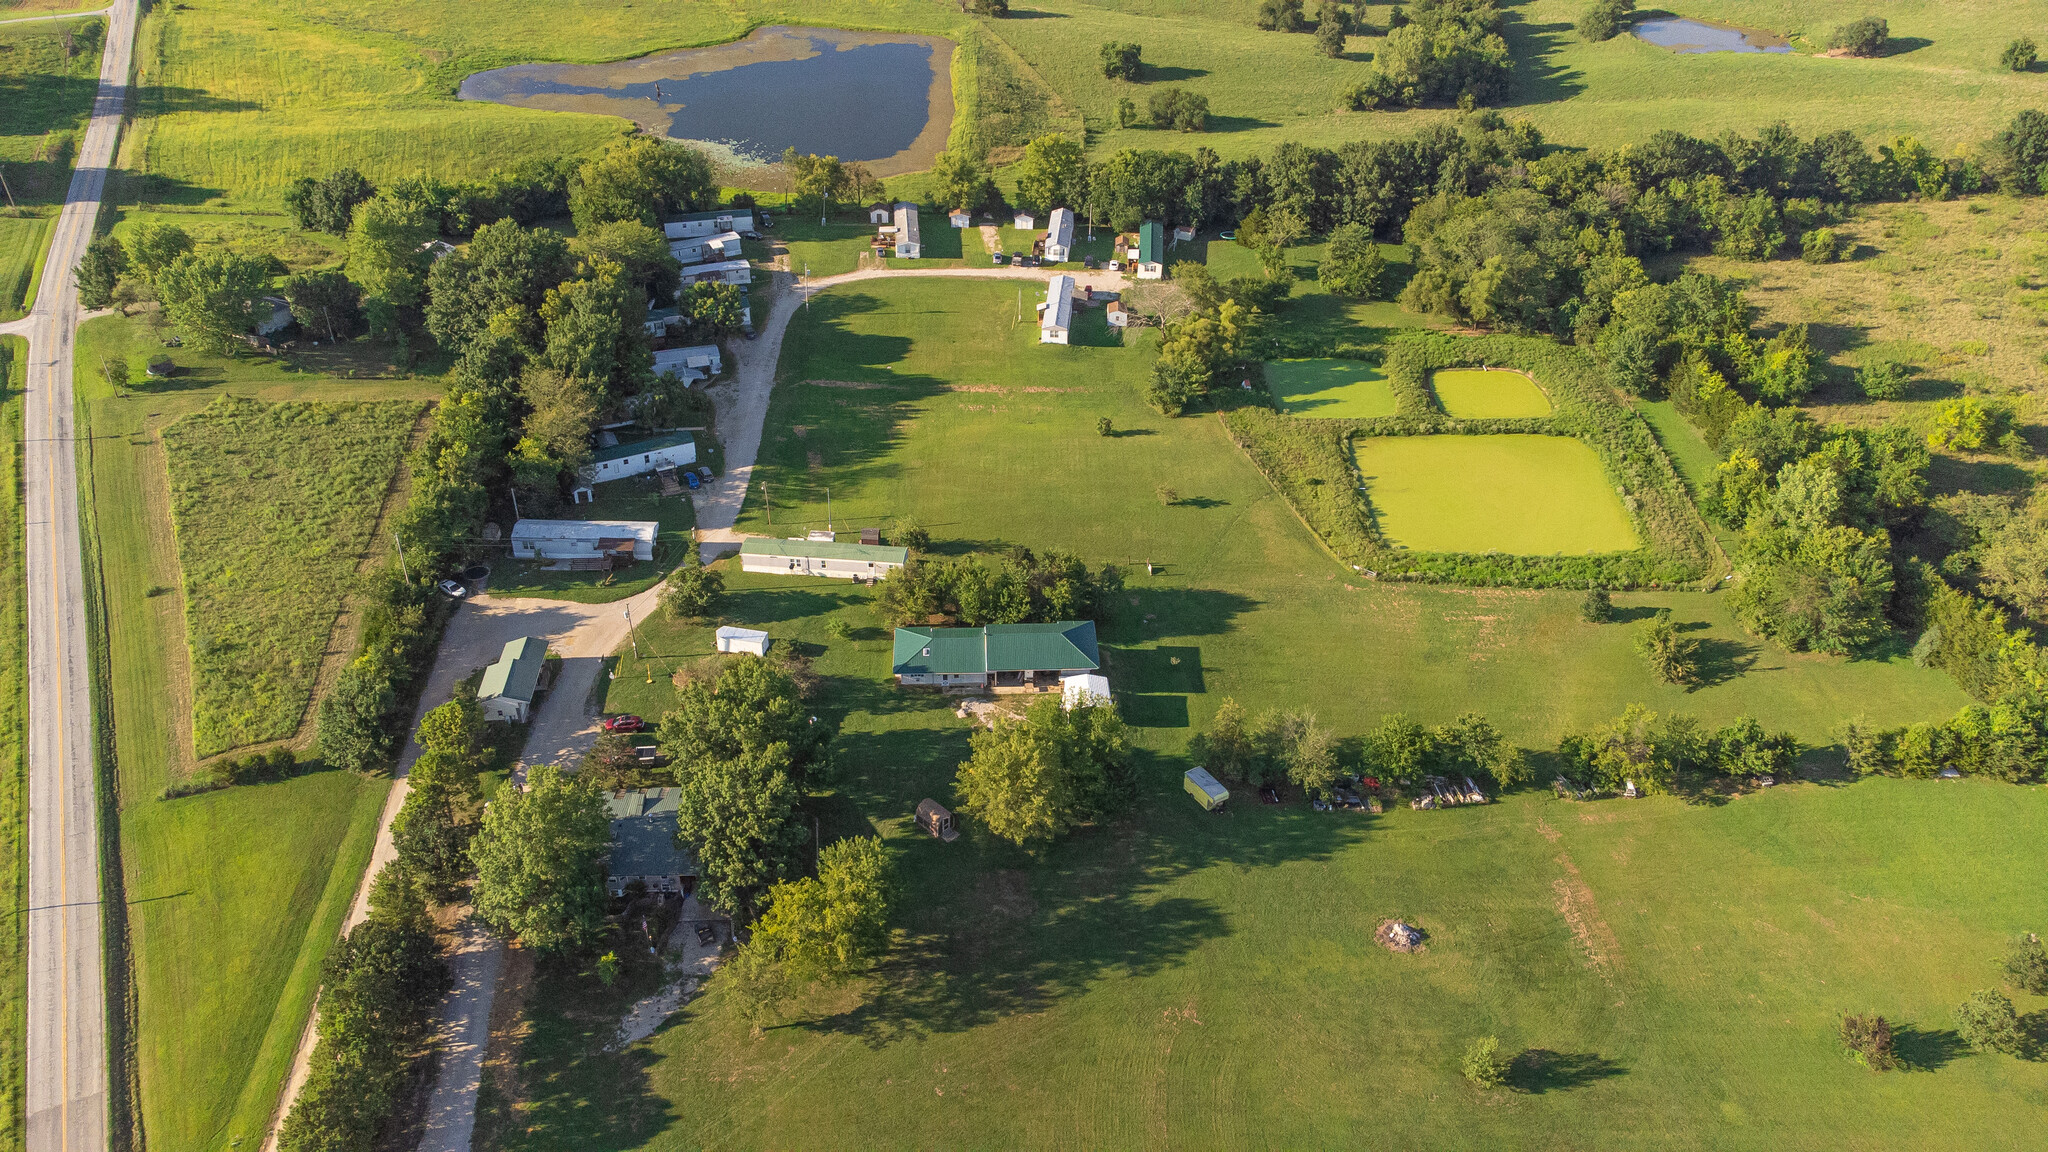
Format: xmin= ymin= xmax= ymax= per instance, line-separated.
xmin=510 ymin=519 xmax=658 ymax=562
xmin=715 ymin=626 xmax=772 ymax=656
xmin=652 ymin=344 xmax=722 ymax=380
xmin=1013 ymin=211 xmax=1036 ymax=229
xmin=680 ymin=259 xmax=751 ymax=287
xmin=665 ymin=209 xmax=754 ymax=239
xmin=1044 ymin=208 xmax=1075 ymax=263
xmin=1061 ymin=673 xmax=1111 ymax=710
xmin=670 ymin=230 xmax=741 ymax=265
xmin=1039 ymin=274 xmax=1074 ymax=345
xmin=893 ymin=203 xmax=921 ymax=259
xmin=585 ymin=432 xmax=696 ymax=484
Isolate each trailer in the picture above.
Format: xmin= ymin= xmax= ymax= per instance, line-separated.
xmin=1184 ymin=767 xmax=1229 ymax=812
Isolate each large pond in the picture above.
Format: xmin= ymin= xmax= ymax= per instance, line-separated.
xmin=1634 ymin=17 xmax=1791 ymax=54
xmin=459 ymin=26 xmax=955 ymax=176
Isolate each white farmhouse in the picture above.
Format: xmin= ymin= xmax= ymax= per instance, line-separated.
xmin=892 ymin=202 xmax=921 ymax=258
xmin=1044 ymin=207 xmax=1075 ymax=263
xmin=1039 ymin=274 xmax=1074 ymax=345
xmin=665 ymin=209 xmax=755 ymax=239
xmin=585 ymin=432 xmax=696 ymax=484
xmin=511 ymin=519 xmax=658 ymax=563
xmin=740 ymin=537 xmax=908 ymax=580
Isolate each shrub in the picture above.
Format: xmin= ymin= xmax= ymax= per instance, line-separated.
xmin=2004 ymin=933 xmax=2048 ymax=995
xmin=1828 ymin=16 xmax=1888 ymax=58
xmin=1953 ymin=988 xmax=2023 ymax=1053
xmin=892 ymin=517 xmax=931 ymax=551
xmin=2003 ymin=37 xmax=2037 ymax=72
xmin=1147 ymin=87 xmax=1210 ymax=132
xmin=1840 ymin=1013 xmax=1901 ymax=1071
xmin=1581 ymin=588 xmax=1613 ymax=623
xmin=1255 ymin=0 xmax=1306 ymax=32
xmin=1801 ymin=227 xmax=1846 ymax=264
xmin=1634 ymin=611 xmax=1701 ymax=684
xmin=1576 ymin=0 xmax=1633 ymax=43
xmin=1100 ymin=41 xmax=1142 ymax=81
xmin=659 ymin=550 xmax=725 ymax=619
xmin=1461 ymin=1036 xmax=1509 ymax=1088
xmin=1097 ymin=416 xmax=1114 ymax=437
xmin=1856 ymin=359 xmax=1910 ymax=400
xmin=1315 ymin=16 xmax=1347 ymax=57
xmin=1927 ymin=397 xmax=2003 ymax=452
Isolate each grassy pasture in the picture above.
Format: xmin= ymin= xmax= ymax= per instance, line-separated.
xmin=0 ymin=337 xmax=26 ymax=1152
xmin=0 ymin=217 xmax=47 ymax=323
xmin=1432 ymin=367 xmax=1553 ymax=417
xmin=160 ymin=396 xmax=420 ymax=756
xmin=73 ymin=312 xmax=438 ymax=1152
xmin=0 ymin=15 xmax=101 ymax=317
xmin=1354 ymin=434 xmax=1640 ymax=555
xmin=1268 ymin=357 xmax=1398 ymax=417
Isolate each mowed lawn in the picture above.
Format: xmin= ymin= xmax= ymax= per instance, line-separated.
xmin=0 ymin=217 xmax=50 ymax=323
xmin=0 ymin=339 xmax=28 ymax=1151
xmin=75 ymin=313 xmax=437 ymax=1152
xmin=0 ymin=15 xmax=101 ymax=318
xmin=457 ymin=275 xmax=2042 ymax=1148
xmin=1268 ymin=357 xmax=1398 ymax=418
xmin=160 ymin=396 xmax=420 ymax=755
xmin=1356 ymin=435 xmax=1638 ymax=556
xmin=1433 ymin=367 xmax=1553 ymax=417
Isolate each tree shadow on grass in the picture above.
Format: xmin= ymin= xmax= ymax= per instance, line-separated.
xmin=1892 ymin=1024 xmax=1971 ymax=1071
xmin=720 ymin=584 xmax=857 ymax=625
xmin=496 ymin=961 xmax=677 ymax=1152
xmin=1687 ymin=636 xmax=1759 ymax=690
xmin=1501 ymin=13 xmax=1588 ymax=108
xmin=1144 ymin=65 xmax=1209 ymax=82
xmin=1107 ymin=587 xmax=1258 ymax=642
xmin=1509 ymin=1049 xmax=1628 ymax=1094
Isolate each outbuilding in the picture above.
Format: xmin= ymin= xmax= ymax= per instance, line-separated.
xmin=1136 ymin=221 xmax=1166 ymax=279
xmin=868 ymin=202 xmax=894 ymax=224
xmin=605 ymin=788 xmax=699 ymax=897
xmin=511 ymin=519 xmax=658 ymax=563
xmin=740 ymin=537 xmax=909 ymax=580
xmin=665 ymin=209 xmax=755 ymax=240
xmin=915 ymin=799 xmax=959 ymax=842
xmin=478 ymin=636 xmax=547 ymax=723
xmin=892 ymin=202 xmax=922 ymax=258
xmin=1013 ymin=211 xmax=1037 ymax=230
xmin=715 ymin=625 xmax=771 ymax=656
xmin=1039 ymin=274 xmax=1074 ymax=345
xmin=892 ymin=621 xmax=1100 ymax=690
xmin=586 ymin=431 xmax=696 ymax=484
xmin=253 ymin=295 xmax=294 ymax=336
xmin=1184 ymin=767 xmax=1229 ymax=812
xmin=949 ymin=208 xmax=972 ymax=228
xmin=1061 ymin=672 xmax=1111 ymax=709
xmin=1044 ymin=207 xmax=1075 ymax=263
xmin=1106 ymin=299 xmax=1128 ymax=328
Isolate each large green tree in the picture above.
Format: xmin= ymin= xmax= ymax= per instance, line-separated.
xmin=930 ymin=149 xmax=995 ymax=214
xmin=656 ymin=659 xmax=825 ymax=783
xmin=569 ymin=136 xmax=718 ymax=232
xmin=955 ymin=698 xmax=1131 ymax=847
xmin=424 ymin=217 xmax=573 ymax=359
xmin=674 ymin=743 xmax=809 ymax=916
xmin=347 ymin=192 xmax=437 ymax=333
xmin=745 ymin=835 xmax=896 ymax=982
xmin=469 ymin=764 xmax=611 ymax=953
xmin=156 ymin=249 xmax=275 ymax=354
xmin=1014 ymin=133 xmax=1087 ymax=216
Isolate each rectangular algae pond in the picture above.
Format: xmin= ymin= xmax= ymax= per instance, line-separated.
xmin=1269 ymin=358 xmax=1398 ymax=417
xmin=1355 ymin=435 xmax=1639 ymax=555
xmin=1431 ymin=368 xmax=1552 ymax=417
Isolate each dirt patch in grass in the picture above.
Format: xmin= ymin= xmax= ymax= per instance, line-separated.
xmin=1552 ymin=853 xmax=1622 ymax=979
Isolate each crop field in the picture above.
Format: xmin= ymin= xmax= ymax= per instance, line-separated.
xmin=73 ymin=313 xmax=437 ymax=1152
xmin=1269 ymin=357 xmax=1398 ymax=417
xmin=160 ymin=396 xmax=420 ymax=756
xmin=0 ymin=338 xmax=26 ymax=1152
xmin=1355 ymin=434 xmax=1638 ymax=556
xmin=1432 ymin=367 xmax=1553 ymax=418
xmin=468 ymin=276 xmax=2038 ymax=1149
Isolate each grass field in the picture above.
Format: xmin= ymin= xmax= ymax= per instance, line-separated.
xmin=1268 ymin=357 xmax=1398 ymax=417
xmin=0 ymin=217 xmax=50 ymax=323
xmin=0 ymin=337 xmax=27 ymax=1152
xmin=160 ymin=397 xmax=420 ymax=756
xmin=74 ymin=312 xmax=437 ymax=1151
xmin=1432 ymin=367 xmax=1554 ymax=418
xmin=0 ymin=14 xmax=101 ymax=317
xmin=1356 ymin=434 xmax=1639 ymax=555
xmin=475 ymin=277 xmax=2033 ymax=1147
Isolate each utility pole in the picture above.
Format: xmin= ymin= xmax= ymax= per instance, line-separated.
xmin=509 ymin=485 xmax=521 ymax=521
xmin=0 ymin=168 xmax=16 ymax=211
xmin=390 ymin=530 xmax=409 ymax=582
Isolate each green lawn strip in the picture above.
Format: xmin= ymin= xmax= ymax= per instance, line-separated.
xmin=1354 ymin=434 xmax=1638 ymax=556
xmin=73 ymin=313 xmax=440 ymax=1149
xmin=487 ymin=486 xmax=697 ymax=603
xmin=1632 ymin=398 xmax=1743 ymax=558
xmin=1431 ymin=368 xmax=1553 ymax=418
xmin=161 ymin=397 xmax=421 ymax=756
xmin=0 ymin=338 xmax=26 ymax=1152
xmin=0 ymin=217 xmax=52 ymax=322
xmin=1268 ymin=357 xmax=1397 ymax=418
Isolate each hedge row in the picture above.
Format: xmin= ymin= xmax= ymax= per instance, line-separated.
xmin=1229 ymin=333 xmax=1720 ymax=589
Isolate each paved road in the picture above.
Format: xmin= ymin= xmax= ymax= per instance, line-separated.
xmin=20 ymin=3 xmax=139 ymax=1151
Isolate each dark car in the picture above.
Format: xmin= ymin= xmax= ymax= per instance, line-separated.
xmin=603 ymin=715 xmax=645 ymax=733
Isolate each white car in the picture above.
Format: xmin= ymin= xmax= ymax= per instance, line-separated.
xmin=437 ymin=579 xmax=468 ymax=599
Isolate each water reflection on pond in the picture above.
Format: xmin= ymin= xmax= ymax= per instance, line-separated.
xmin=1634 ymin=17 xmax=1791 ymax=54
xmin=459 ymin=26 xmax=955 ymax=176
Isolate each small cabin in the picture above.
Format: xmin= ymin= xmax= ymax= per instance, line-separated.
xmin=916 ymin=799 xmax=959 ymax=842
xmin=1012 ymin=211 xmax=1036 ymax=230
xmin=868 ymin=202 xmax=894 ymax=224
xmin=1185 ymin=767 xmax=1229 ymax=812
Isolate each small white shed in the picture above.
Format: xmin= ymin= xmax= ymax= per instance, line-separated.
xmin=868 ymin=202 xmax=894 ymax=224
xmin=715 ymin=626 xmax=771 ymax=656
xmin=949 ymin=208 xmax=972 ymax=228
xmin=1013 ymin=211 xmax=1036 ymax=230
xmin=1061 ymin=673 xmax=1111 ymax=710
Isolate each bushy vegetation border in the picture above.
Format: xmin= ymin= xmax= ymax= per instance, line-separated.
xmin=1227 ymin=332 xmax=1718 ymax=589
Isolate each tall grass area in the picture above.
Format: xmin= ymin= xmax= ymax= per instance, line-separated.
xmin=73 ymin=312 xmax=438 ymax=1152
xmin=0 ymin=337 xmax=28 ymax=1152
xmin=160 ymin=397 xmax=420 ymax=756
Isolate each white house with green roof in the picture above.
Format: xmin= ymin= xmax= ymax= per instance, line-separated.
xmin=479 ymin=636 xmax=548 ymax=723
xmin=740 ymin=537 xmax=908 ymax=581
xmin=585 ymin=431 xmax=696 ymax=484
xmin=892 ymin=621 xmax=1100 ymax=690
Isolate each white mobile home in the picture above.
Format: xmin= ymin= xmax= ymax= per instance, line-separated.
xmin=652 ymin=344 xmax=722 ymax=381
xmin=511 ymin=519 xmax=658 ymax=563
xmin=1039 ymin=275 xmax=1074 ymax=345
xmin=1044 ymin=208 xmax=1075 ymax=263
xmin=740 ymin=537 xmax=908 ymax=580
xmin=643 ymin=305 xmax=681 ymax=337
xmin=680 ymin=259 xmax=752 ymax=287
xmin=585 ymin=432 xmax=696 ymax=484
xmin=892 ymin=203 xmax=921 ymax=258
xmin=665 ymin=209 xmax=755 ymax=240
xmin=669 ymin=230 xmax=741 ymax=265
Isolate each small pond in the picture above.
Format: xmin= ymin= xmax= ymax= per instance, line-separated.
xmin=459 ymin=26 xmax=955 ymax=176
xmin=1634 ymin=18 xmax=1791 ymax=54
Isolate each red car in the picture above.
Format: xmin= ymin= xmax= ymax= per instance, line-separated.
xmin=602 ymin=715 xmax=644 ymax=733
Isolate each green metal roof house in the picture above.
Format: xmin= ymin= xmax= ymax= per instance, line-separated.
xmin=604 ymin=788 xmax=700 ymax=896
xmin=478 ymin=636 xmax=547 ymax=723
xmin=740 ymin=537 xmax=909 ymax=581
xmin=892 ymin=621 xmax=1100 ymax=690
xmin=1136 ymin=221 xmax=1166 ymax=279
